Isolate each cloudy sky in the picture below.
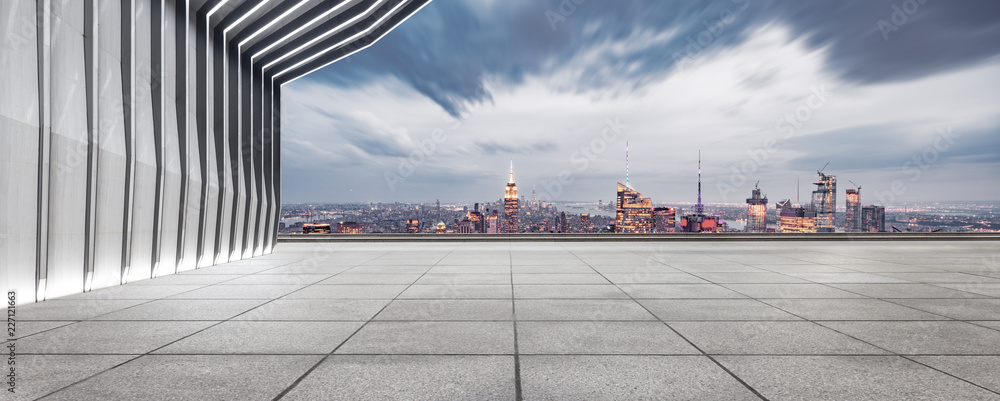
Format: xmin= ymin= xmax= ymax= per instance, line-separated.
xmin=281 ymin=0 xmax=1000 ymax=205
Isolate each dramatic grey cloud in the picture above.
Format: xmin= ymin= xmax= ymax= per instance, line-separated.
xmin=282 ymin=0 xmax=1000 ymax=205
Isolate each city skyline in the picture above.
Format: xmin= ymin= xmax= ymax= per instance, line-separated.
xmin=282 ymin=0 xmax=1000 ymax=204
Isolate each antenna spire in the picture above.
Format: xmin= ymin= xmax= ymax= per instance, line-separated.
xmin=697 ymin=150 xmax=704 ymax=215
xmin=625 ymin=141 xmax=630 ymax=188
xmin=508 ymin=160 xmax=514 ymax=184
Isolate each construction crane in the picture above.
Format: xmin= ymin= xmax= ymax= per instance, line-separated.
xmin=819 ymin=162 xmax=830 ymax=174
xmin=849 ymin=180 xmax=861 ymax=191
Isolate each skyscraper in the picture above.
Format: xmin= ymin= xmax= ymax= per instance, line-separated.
xmin=405 ymin=219 xmax=421 ymax=234
xmin=746 ymin=184 xmax=768 ymax=233
xmin=503 ymin=162 xmax=520 ymax=233
xmin=615 ymin=143 xmax=654 ymax=233
xmin=680 ymin=151 xmax=719 ymax=233
xmin=559 ymin=212 xmax=570 ymax=233
xmin=862 ymin=205 xmax=886 ymax=232
xmin=654 ymin=207 xmax=676 ymax=233
xmin=779 ymin=206 xmax=818 ymax=233
xmin=580 ymin=213 xmax=592 ymax=233
xmin=845 ymin=189 xmax=861 ymax=233
xmin=469 ymin=203 xmax=485 ymax=233
xmin=811 ymin=171 xmax=837 ymax=232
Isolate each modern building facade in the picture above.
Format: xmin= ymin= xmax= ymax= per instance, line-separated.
xmin=336 ymin=222 xmax=363 ymax=234
xmin=579 ymin=213 xmax=592 ymax=233
xmin=653 ymin=207 xmax=676 ymax=233
xmin=811 ymin=171 xmax=837 ymax=232
xmin=779 ymin=205 xmax=818 ymax=233
xmin=0 ymin=0 xmax=430 ymax=302
xmin=615 ymin=183 xmax=654 ymax=233
xmin=503 ymin=162 xmax=519 ymax=233
xmin=746 ymin=184 xmax=768 ymax=233
xmin=845 ymin=188 xmax=861 ymax=232
xmin=862 ymin=205 xmax=886 ymax=232
xmin=405 ymin=219 xmax=421 ymax=234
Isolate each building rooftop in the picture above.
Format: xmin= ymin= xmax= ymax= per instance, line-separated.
xmin=11 ymin=239 xmax=1000 ymax=400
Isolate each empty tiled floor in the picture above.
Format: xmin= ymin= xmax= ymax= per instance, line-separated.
xmin=11 ymin=240 xmax=1000 ymax=400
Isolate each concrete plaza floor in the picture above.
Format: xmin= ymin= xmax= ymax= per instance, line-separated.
xmin=10 ymin=240 xmax=1000 ymax=400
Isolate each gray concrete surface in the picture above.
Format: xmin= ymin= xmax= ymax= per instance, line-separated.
xmin=11 ymin=240 xmax=1000 ymax=400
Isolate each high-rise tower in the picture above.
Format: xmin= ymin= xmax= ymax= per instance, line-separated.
xmin=680 ymin=151 xmax=720 ymax=233
xmin=811 ymin=169 xmax=837 ymax=232
xmin=503 ymin=161 xmax=520 ymax=233
xmin=746 ymin=183 xmax=768 ymax=233
xmin=845 ymin=188 xmax=861 ymax=232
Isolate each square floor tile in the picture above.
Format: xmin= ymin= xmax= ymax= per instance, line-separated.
xmin=763 ymin=299 xmax=946 ymax=320
xmin=829 ymin=284 xmax=987 ymax=298
xmin=913 ymin=356 xmax=1000 ymax=393
xmin=514 ymin=285 xmax=628 ymax=299
xmin=154 ymin=321 xmax=364 ymax=354
xmin=890 ymin=298 xmax=1000 ymax=320
xmin=19 ymin=321 xmax=214 ymax=354
xmin=43 ymin=355 xmax=321 ymax=401
xmin=520 ymin=356 xmax=759 ymax=400
xmin=822 ymin=321 xmax=1000 ymax=355
xmin=514 ymin=299 xmax=655 ymax=321
xmin=640 ymin=299 xmax=800 ymax=321
xmin=601 ymin=273 xmax=708 ymax=284
xmin=397 ymin=285 xmax=512 ymax=299
xmin=6 ymin=354 xmax=136 ymax=400
xmin=318 ymin=274 xmax=422 ymax=285
xmin=374 ymin=300 xmax=513 ymax=321
xmin=512 ymin=274 xmax=609 ymax=284
xmin=716 ymin=356 xmax=1000 ymax=401
xmin=721 ymin=283 xmax=866 ymax=299
xmin=92 ymin=299 xmax=268 ymax=320
xmin=413 ymin=273 xmax=511 ymax=285
xmin=235 ymin=299 xmax=390 ymax=321
xmin=618 ymin=284 xmax=746 ymax=299
xmin=282 ymin=355 xmax=515 ymax=400
xmin=18 ymin=299 xmax=148 ymax=321
xmin=517 ymin=321 xmax=699 ymax=354
xmin=166 ymin=285 xmax=305 ymax=300
xmin=281 ymin=285 xmax=409 ymax=299
xmin=670 ymin=321 xmax=886 ymax=355
xmin=336 ymin=321 xmax=514 ymax=354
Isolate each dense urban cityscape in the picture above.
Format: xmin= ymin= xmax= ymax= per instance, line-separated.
xmin=281 ymin=151 xmax=1000 ymax=235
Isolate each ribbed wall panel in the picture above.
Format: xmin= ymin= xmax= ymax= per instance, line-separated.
xmin=0 ymin=0 xmax=430 ymax=303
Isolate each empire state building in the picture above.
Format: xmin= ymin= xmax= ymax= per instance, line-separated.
xmin=503 ymin=161 xmax=520 ymax=233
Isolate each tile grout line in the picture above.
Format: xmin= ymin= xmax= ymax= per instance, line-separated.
xmin=570 ymin=244 xmax=772 ymax=401
xmin=270 ymin=246 xmax=460 ymax=400
xmin=510 ymin=243 xmax=523 ymax=401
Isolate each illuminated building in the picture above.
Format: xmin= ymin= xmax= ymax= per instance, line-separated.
xmin=811 ymin=171 xmax=837 ymax=232
xmin=336 ymin=222 xmax=363 ymax=234
xmin=303 ymin=224 xmax=331 ymax=234
xmin=654 ymin=207 xmax=676 ymax=233
xmin=680 ymin=151 xmax=719 ymax=233
xmin=862 ymin=205 xmax=886 ymax=232
xmin=845 ymin=189 xmax=861 ymax=232
xmin=779 ymin=206 xmax=817 ymax=233
xmin=580 ymin=213 xmax=593 ymax=233
xmin=614 ymin=143 xmax=654 ymax=233
xmin=435 ymin=221 xmax=447 ymax=234
xmin=503 ymin=161 xmax=520 ymax=233
xmin=457 ymin=219 xmax=475 ymax=234
xmin=405 ymin=219 xmax=421 ymax=234
xmin=469 ymin=203 xmax=485 ymax=233
xmin=746 ymin=184 xmax=768 ymax=233
xmin=616 ymin=183 xmax=655 ymax=233
xmin=775 ymin=199 xmax=791 ymax=217
xmin=559 ymin=212 xmax=570 ymax=233
xmin=487 ymin=210 xmax=500 ymax=234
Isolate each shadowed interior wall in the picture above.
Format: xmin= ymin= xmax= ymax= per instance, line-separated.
xmin=1 ymin=0 xmax=430 ymax=303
